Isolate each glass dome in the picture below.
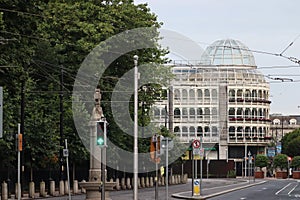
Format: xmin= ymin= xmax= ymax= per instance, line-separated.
xmin=200 ymin=39 xmax=256 ymax=67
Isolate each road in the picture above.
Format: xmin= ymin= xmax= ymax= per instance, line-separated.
xmin=209 ymin=179 xmax=300 ymax=200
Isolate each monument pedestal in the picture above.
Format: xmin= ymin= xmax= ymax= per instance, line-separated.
xmin=79 ymin=181 xmax=116 ymax=200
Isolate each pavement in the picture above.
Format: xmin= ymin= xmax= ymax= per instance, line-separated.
xmin=171 ymin=178 xmax=267 ymax=199
xmin=12 ymin=178 xmax=268 ymax=200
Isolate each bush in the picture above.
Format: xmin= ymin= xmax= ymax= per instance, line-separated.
xmin=226 ymin=170 xmax=236 ymax=178
xmin=255 ymin=154 xmax=269 ymax=171
xmin=273 ymin=154 xmax=288 ymax=171
xmin=291 ymin=156 xmax=300 ymax=170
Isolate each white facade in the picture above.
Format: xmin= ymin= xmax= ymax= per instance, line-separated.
xmin=153 ymin=39 xmax=271 ymax=162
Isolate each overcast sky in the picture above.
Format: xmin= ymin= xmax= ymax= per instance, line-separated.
xmin=135 ymin=0 xmax=300 ymax=115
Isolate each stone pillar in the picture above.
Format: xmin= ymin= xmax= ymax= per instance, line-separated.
xmin=126 ymin=177 xmax=131 ymax=190
xmin=29 ymin=181 xmax=35 ymax=198
xmin=115 ymin=178 xmax=121 ymax=191
xmin=145 ymin=177 xmax=149 ymax=187
xmin=40 ymin=181 xmax=46 ymax=197
xmin=15 ymin=183 xmax=21 ymax=199
xmin=161 ymin=176 xmax=165 ymax=186
xmin=140 ymin=177 xmax=145 ymax=188
xmin=64 ymin=180 xmax=69 ymax=194
xmin=121 ymin=178 xmax=126 ymax=190
xmin=59 ymin=180 xmax=65 ymax=195
xmin=49 ymin=180 xmax=55 ymax=196
xmin=73 ymin=180 xmax=78 ymax=194
xmin=149 ymin=177 xmax=154 ymax=187
xmin=2 ymin=181 xmax=8 ymax=200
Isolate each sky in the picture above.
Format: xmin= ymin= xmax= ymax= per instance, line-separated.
xmin=135 ymin=0 xmax=300 ymax=115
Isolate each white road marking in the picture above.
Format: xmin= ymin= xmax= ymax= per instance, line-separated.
xmin=275 ymin=183 xmax=292 ymax=195
xmin=240 ymin=198 xmax=247 ymax=200
xmin=288 ymin=183 xmax=299 ymax=195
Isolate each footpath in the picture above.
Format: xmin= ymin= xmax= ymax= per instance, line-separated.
xmin=172 ymin=178 xmax=267 ymax=199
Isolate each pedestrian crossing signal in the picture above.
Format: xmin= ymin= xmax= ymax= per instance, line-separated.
xmin=96 ymin=121 xmax=106 ymax=147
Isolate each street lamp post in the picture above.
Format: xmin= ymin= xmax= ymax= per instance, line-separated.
xmin=133 ymin=55 xmax=139 ymax=200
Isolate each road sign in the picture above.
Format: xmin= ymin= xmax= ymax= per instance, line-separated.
xmin=193 ymin=148 xmax=200 ymax=155
xmin=193 ymin=179 xmax=200 ymax=196
xmin=192 ymin=139 xmax=200 ymax=149
xmin=63 ymin=149 xmax=69 ymax=157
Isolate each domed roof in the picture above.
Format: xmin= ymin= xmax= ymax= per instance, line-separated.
xmin=200 ymin=39 xmax=256 ymax=67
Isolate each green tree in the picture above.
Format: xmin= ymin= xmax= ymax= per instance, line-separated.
xmin=282 ymin=128 xmax=300 ymax=157
xmin=255 ymin=154 xmax=268 ymax=171
xmin=273 ymin=154 xmax=288 ymax=171
xmin=291 ymin=156 xmax=300 ymax=171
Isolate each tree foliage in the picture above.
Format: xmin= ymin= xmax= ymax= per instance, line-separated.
xmin=0 ymin=0 xmax=169 ymax=179
xmin=273 ymin=154 xmax=288 ymax=171
xmin=255 ymin=154 xmax=268 ymax=171
xmin=291 ymin=156 xmax=300 ymax=171
xmin=282 ymin=128 xmax=300 ymax=157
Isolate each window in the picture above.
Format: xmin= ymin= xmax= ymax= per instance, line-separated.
xmin=182 ymin=126 xmax=188 ymax=137
xmin=212 ymin=126 xmax=218 ymax=137
xmin=154 ymin=108 xmax=160 ymax=118
xmin=197 ymin=89 xmax=203 ymax=100
xmin=182 ymin=89 xmax=188 ymax=100
xmin=197 ymin=108 xmax=203 ymax=118
xmin=204 ymin=126 xmax=210 ymax=137
xmin=229 ymin=108 xmax=235 ymax=117
xmin=212 ymin=89 xmax=218 ymax=99
xmin=229 ymin=89 xmax=235 ymax=99
xmin=182 ymin=108 xmax=188 ymax=118
xmin=290 ymin=119 xmax=297 ymax=125
xmin=189 ymin=108 xmax=195 ymax=118
xmin=204 ymin=89 xmax=210 ymax=99
xmin=174 ymin=108 xmax=181 ymax=118
xmin=189 ymin=89 xmax=195 ymax=100
xmin=237 ymin=89 xmax=243 ymax=98
xmin=245 ymin=108 xmax=251 ymax=118
xmin=189 ymin=127 xmax=196 ymax=138
xmin=174 ymin=89 xmax=180 ymax=100
xmin=197 ymin=126 xmax=203 ymax=137
xmin=174 ymin=126 xmax=180 ymax=136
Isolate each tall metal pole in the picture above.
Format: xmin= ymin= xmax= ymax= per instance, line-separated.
xmin=59 ymin=66 xmax=64 ymax=181
xmin=244 ymin=143 xmax=247 ymax=177
xmin=166 ymin=138 xmax=169 ymax=200
xmin=155 ymin=139 xmax=158 ymax=200
xmin=20 ymin=79 xmax=25 ymax=192
xmin=64 ymin=139 xmax=71 ymax=200
xmin=133 ymin=55 xmax=139 ymax=200
xmin=191 ymin=148 xmax=194 ymax=196
xmin=17 ymin=123 xmax=21 ymax=200
xmin=200 ymin=138 xmax=203 ymax=191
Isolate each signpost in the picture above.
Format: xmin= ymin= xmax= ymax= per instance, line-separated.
xmin=192 ymin=138 xmax=202 ymax=196
xmin=160 ymin=137 xmax=173 ymax=200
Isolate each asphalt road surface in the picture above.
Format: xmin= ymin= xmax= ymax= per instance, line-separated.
xmin=209 ymin=179 xmax=300 ymax=200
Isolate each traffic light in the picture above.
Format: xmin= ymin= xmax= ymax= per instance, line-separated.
xmin=96 ymin=120 xmax=106 ymax=147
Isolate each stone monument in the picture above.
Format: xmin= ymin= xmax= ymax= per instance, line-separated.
xmin=79 ymin=89 xmax=115 ymax=200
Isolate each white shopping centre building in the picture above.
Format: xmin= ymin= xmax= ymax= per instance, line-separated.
xmin=153 ymin=39 xmax=271 ymax=170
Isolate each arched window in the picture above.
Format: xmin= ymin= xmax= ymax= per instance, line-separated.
xmin=204 ymin=89 xmax=210 ymax=99
xmin=252 ymin=90 xmax=257 ymax=99
xmin=174 ymin=108 xmax=181 ymax=118
xmin=182 ymin=89 xmax=188 ymax=100
xmin=174 ymin=126 xmax=180 ymax=136
xmin=229 ymin=89 xmax=235 ymax=99
xmin=189 ymin=108 xmax=195 ymax=118
xmin=237 ymin=108 xmax=243 ymax=117
xmin=174 ymin=89 xmax=180 ymax=100
xmin=197 ymin=89 xmax=203 ymax=100
xmin=252 ymin=108 xmax=257 ymax=118
xmin=212 ymin=126 xmax=218 ymax=136
xmin=197 ymin=126 xmax=203 ymax=137
xmin=182 ymin=108 xmax=188 ymax=118
xmin=237 ymin=89 xmax=243 ymax=98
xmin=212 ymin=89 xmax=218 ymax=99
xmin=258 ymin=108 xmax=263 ymax=118
xmin=189 ymin=89 xmax=195 ymax=100
xmin=245 ymin=89 xmax=251 ymax=100
xmin=245 ymin=108 xmax=251 ymax=118
xmin=252 ymin=127 xmax=257 ymax=137
xmin=182 ymin=126 xmax=188 ymax=137
xmin=204 ymin=126 xmax=210 ymax=137
xmin=197 ymin=108 xmax=203 ymax=118
xmin=245 ymin=127 xmax=251 ymax=137
xmin=237 ymin=126 xmax=243 ymax=138
xmin=290 ymin=119 xmax=297 ymax=125
xmin=189 ymin=127 xmax=196 ymax=138
xmin=229 ymin=126 xmax=235 ymax=138
xmin=204 ymin=108 xmax=210 ymax=119
xmin=258 ymin=90 xmax=262 ymax=99
xmin=229 ymin=108 xmax=235 ymax=117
